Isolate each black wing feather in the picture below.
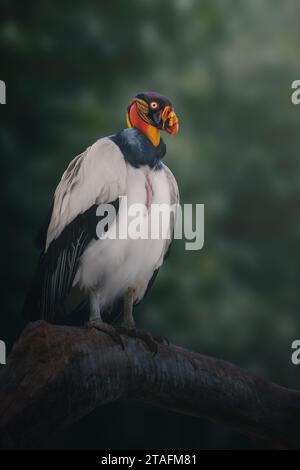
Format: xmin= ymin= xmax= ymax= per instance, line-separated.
xmin=23 ymin=200 xmax=119 ymax=324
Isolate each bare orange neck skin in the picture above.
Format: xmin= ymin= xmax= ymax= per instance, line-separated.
xmin=127 ymin=102 xmax=161 ymax=147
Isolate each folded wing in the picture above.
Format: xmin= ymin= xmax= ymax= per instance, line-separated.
xmin=23 ymin=138 xmax=127 ymax=323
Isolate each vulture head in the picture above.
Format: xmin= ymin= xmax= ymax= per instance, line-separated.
xmin=126 ymin=91 xmax=179 ymax=146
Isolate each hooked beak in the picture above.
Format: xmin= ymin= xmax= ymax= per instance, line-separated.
xmin=161 ymin=106 xmax=179 ymax=136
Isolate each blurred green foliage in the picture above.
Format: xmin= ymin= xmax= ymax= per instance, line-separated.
xmin=1 ymin=0 xmax=300 ymax=449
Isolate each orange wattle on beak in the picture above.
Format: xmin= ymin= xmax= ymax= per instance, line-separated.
xmin=162 ymin=106 xmax=179 ymax=136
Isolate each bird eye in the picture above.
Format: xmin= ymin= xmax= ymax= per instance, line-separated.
xmin=150 ymin=101 xmax=159 ymax=109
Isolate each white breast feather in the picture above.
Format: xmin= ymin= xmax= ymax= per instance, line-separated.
xmin=77 ymin=162 xmax=179 ymax=308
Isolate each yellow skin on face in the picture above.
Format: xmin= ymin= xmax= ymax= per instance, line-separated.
xmin=127 ymin=99 xmax=179 ymax=147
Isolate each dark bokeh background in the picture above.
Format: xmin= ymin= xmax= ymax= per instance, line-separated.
xmin=1 ymin=0 xmax=300 ymax=449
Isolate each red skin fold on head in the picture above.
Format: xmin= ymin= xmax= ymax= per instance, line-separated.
xmin=129 ymin=102 xmax=149 ymax=135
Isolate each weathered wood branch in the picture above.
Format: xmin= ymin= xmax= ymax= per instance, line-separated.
xmin=0 ymin=321 xmax=299 ymax=449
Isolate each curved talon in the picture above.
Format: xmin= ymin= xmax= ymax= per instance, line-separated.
xmin=86 ymin=322 xmax=165 ymax=356
xmin=136 ymin=329 xmax=158 ymax=355
xmin=86 ymin=320 xmax=124 ymax=349
xmin=117 ymin=326 xmax=137 ymax=338
xmin=153 ymin=334 xmax=169 ymax=346
xmin=116 ymin=327 xmax=159 ymax=355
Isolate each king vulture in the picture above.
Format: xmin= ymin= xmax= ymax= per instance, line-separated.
xmin=23 ymin=91 xmax=179 ymax=348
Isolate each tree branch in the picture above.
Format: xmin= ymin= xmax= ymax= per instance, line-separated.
xmin=0 ymin=321 xmax=299 ymax=449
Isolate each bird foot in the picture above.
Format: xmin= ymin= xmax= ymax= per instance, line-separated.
xmin=86 ymin=320 xmax=124 ymax=349
xmin=116 ymin=327 xmax=167 ymax=355
xmin=154 ymin=334 xmax=170 ymax=346
xmin=86 ymin=320 xmax=168 ymax=355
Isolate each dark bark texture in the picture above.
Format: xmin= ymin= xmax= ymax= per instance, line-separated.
xmin=0 ymin=321 xmax=299 ymax=449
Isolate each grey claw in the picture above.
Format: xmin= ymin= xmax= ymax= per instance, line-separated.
xmin=86 ymin=321 xmax=125 ymax=350
xmin=153 ymin=334 xmax=169 ymax=346
xmin=116 ymin=327 xmax=159 ymax=355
